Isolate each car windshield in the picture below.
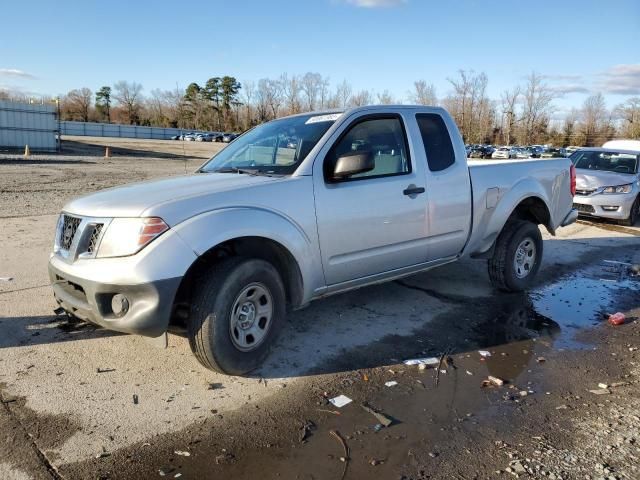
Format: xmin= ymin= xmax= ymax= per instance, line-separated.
xmin=200 ymin=113 xmax=341 ymax=175
xmin=570 ymin=150 xmax=639 ymax=174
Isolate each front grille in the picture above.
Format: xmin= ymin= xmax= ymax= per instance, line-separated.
xmin=573 ymin=203 xmax=595 ymax=213
xmin=59 ymin=215 xmax=81 ymax=250
xmin=575 ymin=189 xmax=597 ymax=196
xmin=87 ymin=224 xmax=103 ymax=254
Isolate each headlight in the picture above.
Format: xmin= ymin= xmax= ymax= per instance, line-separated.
xmin=96 ymin=217 xmax=169 ymax=258
xmin=601 ymin=184 xmax=633 ymax=194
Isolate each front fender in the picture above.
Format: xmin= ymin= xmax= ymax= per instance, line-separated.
xmin=172 ymin=207 xmax=324 ymax=303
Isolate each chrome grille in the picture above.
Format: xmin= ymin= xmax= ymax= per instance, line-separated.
xmin=87 ymin=224 xmax=103 ymax=254
xmin=59 ymin=215 xmax=81 ymax=250
xmin=575 ymin=188 xmax=596 ymax=196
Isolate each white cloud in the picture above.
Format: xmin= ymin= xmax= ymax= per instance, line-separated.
xmin=344 ymin=0 xmax=407 ymax=7
xmin=0 ymin=68 xmax=36 ymax=79
xmin=548 ymin=84 xmax=590 ymax=95
xmin=597 ymin=64 xmax=640 ymax=95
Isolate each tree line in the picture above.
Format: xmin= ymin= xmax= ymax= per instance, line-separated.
xmin=3 ymin=71 xmax=638 ymax=145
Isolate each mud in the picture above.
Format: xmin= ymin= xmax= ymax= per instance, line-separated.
xmin=60 ymin=257 xmax=640 ymax=480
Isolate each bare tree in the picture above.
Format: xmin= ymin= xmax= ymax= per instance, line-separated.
xmin=240 ymin=80 xmax=255 ymax=129
xmin=500 ymin=86 xmax=520 ymax=145
xmin=376 ymin=90 xmax=396 ymax=105
xmin=334 ymin=80 xmax=352 ymax=108
xmin=580 ymin=93 xmax=609 ymax=146
xmin=64 ymin=87 xmax=93 ymax=122
xmin=520 ymin=72 xmax=555 ymax=144
xmin=614 ymin=97 xmax=640 ymax=139
xmin=319 ymin=75 xmax=331 ymax=110
xmin=408 ymin=80 xmax=437 ymax=105
xmin=256 ymin=78 xmax=282 ymax=120
xmin=300 ymin=72 xmax=322 ymax=111
xmin=113 ymin=81 xmax=144 ymax=124
xmin=350 ymin=90 xmax=373 ymax=107
xmin=281 ymin=73 xmax=301 ymax=115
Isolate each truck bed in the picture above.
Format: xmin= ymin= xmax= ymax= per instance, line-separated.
xmin=465 ymin=157 xmax=574 ymax=256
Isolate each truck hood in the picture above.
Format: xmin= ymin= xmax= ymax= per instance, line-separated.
xmin=575 ymin=169 xmax=637 ymax=190
xmin=64 ymin=173 xmax=278 ymax=220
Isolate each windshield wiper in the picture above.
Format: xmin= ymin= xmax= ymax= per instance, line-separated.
xmin=210 ymin=167 xmax=278 ymax=177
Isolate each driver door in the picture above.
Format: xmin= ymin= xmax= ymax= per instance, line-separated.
xmin=312 ymin=113 xmax=430 ymax=286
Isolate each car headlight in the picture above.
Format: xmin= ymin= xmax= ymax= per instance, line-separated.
xmin=96 ymin=217 xmax=169 ymax=258
xmin=601 ymin=184 xmax=633 ymax=194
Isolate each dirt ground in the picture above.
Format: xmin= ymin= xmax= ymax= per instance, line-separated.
xmin=1 ymin=136 xmax=639 ymax=480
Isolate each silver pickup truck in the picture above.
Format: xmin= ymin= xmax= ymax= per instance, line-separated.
xmin=49 ymin=106 xmax=578 ymax=374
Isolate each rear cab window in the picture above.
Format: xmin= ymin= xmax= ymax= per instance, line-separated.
xmin=416 ymin=114 xmax=455 ymax=172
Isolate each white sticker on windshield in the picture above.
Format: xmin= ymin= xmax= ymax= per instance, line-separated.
xmin=305 ymin=113 xmax=342 ymax=124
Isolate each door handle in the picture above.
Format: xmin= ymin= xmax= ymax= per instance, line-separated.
xmin=403 ymin=185 xmax=426 ymax=196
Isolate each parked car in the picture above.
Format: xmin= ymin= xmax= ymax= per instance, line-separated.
xmin=570 ymin=147 xmax=640 ymax=226
xmin=183 ymin=133 xmax=197 ymax=141
xmin=565 ymin=146 xmax=581 ymax=156
xmin=222 ymin=133 xmax=238 ymax=143
xmin=526 ymin=146 xmax=542 ymax=158
xmin=469 ymin=146 xmax=494 ymax=159
xmin=514 ymin=148 xmax=530 ymax=159
xmin=170 ymin=135 xmax=181 ymax=140
xmin=48 ymin=106 xmax=577 ymax=375
xmin=492 ymin=146 xmax=515 ymax=159
xmin=541 ymin=148 xmax=567 ymax=158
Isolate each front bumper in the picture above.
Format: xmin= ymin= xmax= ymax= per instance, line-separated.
xmin=49 ymin=261 xmax=181 ymax=337
xmin=572 ymin=192 xmax=637 ymax=220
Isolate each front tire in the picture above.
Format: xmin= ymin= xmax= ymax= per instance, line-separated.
xmin=488 ymin=220 xmax=543 ymax=292
xmin=188 ymin=257 xmax=286 ymax=375
xmin=620 ymin=195 xmax=639 ymax=226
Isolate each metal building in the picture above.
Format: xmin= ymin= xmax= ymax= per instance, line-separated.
xmin=0 ymin=100 xmax=58 ymax=151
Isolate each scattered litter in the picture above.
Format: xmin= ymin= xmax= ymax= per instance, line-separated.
xmin=133 ymin=394 xmax=139 ymax=405
xmin=478 ymin=350 xmax=492 ymax=358
xmin=362 ymin=373 xmax=369 ymax=381
xmin=174 ymin=474 xmax=182 ymax=479
xmin=207 ymin=383 xmax=224 ymax=390
xmin=373 ymin=424 xmax=383 ymax=432
xmin=329 ymin=395 xmax=352 ymax=408
xmin=403 ymin=357 xmax=439 ymax=367
xmin=610 ymin=381 xmax=629 ymax=388
xmin=608 ymin=312 xmax=626 ymax=326
xmin=361 ymin=403 xmax=393 ymax=427
xmin=485 ymin=376 xmax=505 ymax=387
xmin=96 ymin=368 xmax=116 ymax=374
xmin=384 ymin=381 xmax=398 ymax=387
xmin=95 ymin=450 xmax=111 ymax=459
xmin=589 ymin=389 xmax=610 ymax=395
xmin=466 ymin=370 xmax=473 ymax=376
xmin=598 ymin=383 xmax=608 ymax=389
xmin=53 ymin=306 xmax=66 ymax=316
xmin=556 ymin=404 xmax=569 ymax=410
xmin=536 ymin=356 xmax=546 ymax=363
xmin=298 ymin=420 xmax=316 ymax=443
xmin=142 ymin=442 xmax=151 ymax=447
xmin=174 ymin=450 xmax=191 ymax=457
xmin=519 ymin=391 xmax=528 ymax=397
xmin=317 ymin=409 xmax=341 ymax=416
xmin=630 ymin=264 xmax=640 ymax=276
xmin=329 ymin=430 xmax=349 ymax=480
xmin=0 ymin=277 xmax=13 ymax=282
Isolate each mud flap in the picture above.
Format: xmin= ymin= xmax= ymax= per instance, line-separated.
xmin=144 ymin=332 xmax=168 ymax=349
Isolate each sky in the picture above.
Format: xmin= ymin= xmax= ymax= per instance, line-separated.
xmin=1 ymin=0 xmax=639 ymax=117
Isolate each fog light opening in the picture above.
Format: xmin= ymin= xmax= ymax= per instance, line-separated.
xmin=111 ymin=294 xmax=130 ymax=317
xmin=601 ymin=206 xmax=620 ymax=211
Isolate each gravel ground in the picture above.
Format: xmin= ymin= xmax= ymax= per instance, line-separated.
xmin=1 ymin=136 xmax=639 ymax=480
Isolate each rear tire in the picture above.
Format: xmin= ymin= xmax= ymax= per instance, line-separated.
xmin=187 ymin=257 xmax=286 ymax=375
xmin=620 ymin=195 xmax=639 ymax=226
xmin=488 ymin=220 xmax=543 ymax=292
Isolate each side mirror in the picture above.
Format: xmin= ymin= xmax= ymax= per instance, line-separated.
xmin=332 ymin=150 xmax=374 ymax=180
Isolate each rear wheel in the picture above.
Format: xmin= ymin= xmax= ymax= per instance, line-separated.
xmin=620 ymin=195 xmax=639 ymax=226
xmin=187 ymin=257 xmax=286 ymax=375
xmin=488 ymin=220 xmax=543 ymax=292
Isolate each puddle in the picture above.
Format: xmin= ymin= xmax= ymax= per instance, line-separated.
xmin=529 ymin=260 xmax=638 ymax=348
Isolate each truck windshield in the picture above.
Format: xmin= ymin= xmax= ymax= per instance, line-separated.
xmin=200 ymin=113 xmax=341 ymax=175
xmin=570 ymin=150 xmax=639 ymax=175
